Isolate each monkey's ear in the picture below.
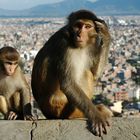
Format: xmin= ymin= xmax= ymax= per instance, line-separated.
xmin=18 ymin=58 xmax=25 ymax=71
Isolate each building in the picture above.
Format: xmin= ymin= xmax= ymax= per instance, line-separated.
xmin=114 ymin=91 xmax=129 ymax=101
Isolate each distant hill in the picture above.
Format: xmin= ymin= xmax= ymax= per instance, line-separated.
xmin=0 ymin=0 xmax=140 ymax=17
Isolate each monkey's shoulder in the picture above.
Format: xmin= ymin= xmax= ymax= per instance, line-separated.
xmin=35 ymin=26 xmax=70 ymax=61
xmin=45 ymin=26 xmax=70 ymax=48
xmin=50 ymin=25 xmax=70 ymax=40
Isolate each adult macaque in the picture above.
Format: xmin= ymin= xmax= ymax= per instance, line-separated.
xmin=32 ymin=9 xmax=112 ymax=136
xmin=0 ymin=46 xmax=34 ymax=120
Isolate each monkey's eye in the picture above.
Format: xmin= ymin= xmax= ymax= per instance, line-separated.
xmin=4 ymin=61 xmax=18 ymax=65
xmin=4 ymin=62 xmax=12 ymax=65
xmin=85 ymin=24 xmax=93 ymax=29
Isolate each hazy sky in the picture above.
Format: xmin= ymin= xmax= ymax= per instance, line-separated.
xmin=0 ymin=0 xmax=96 ymax=10
xmin=0 ymin=0 xmax=62 ymax=10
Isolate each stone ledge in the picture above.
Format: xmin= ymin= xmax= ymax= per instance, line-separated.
xmin=0 ymin=118 xmax=140 ymax=140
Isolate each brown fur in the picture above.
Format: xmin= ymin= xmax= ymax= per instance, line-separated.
xmin=31 ymin=10 xmax=112 ymax=136
xmin=0 ymin=46 xmax=34 ymax=120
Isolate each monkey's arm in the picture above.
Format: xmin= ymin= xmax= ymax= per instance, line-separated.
xmin=19 ymin=70 xmax=34 ymax=120
xmin=92 ymin=21 xmax=111 ymax=80
xmin=59 ymin=72 xmax=112 ymax=136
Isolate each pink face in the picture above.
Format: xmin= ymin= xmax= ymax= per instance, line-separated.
xmin=73 ymin=19 xmax=97 ymax=48
xmin=3 ymin=61 xmax=18 ymax=76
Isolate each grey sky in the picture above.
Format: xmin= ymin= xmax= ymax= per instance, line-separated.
xmin=0 ymin=0 xmax=97 ymax=10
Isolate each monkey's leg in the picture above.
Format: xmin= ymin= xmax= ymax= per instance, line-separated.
xmin=0 ymin=95 xmax=9 ymax=119
xmin=9 ymin=92 xmax=23 ymax=120
xmin=12 ymin=92 xmax=21 ymax=111
xmin=5 ymin=92 xmax=20 ymax=120
xmin=67 ymin=70 xmax=94 ymax=119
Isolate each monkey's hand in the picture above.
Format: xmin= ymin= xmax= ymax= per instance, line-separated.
xmin=88 ymin=104 xmax=113 ymax=137
xmin=24 ymin=114 xmax=36 ymax=121
xmin=7 ymin=111 xmax=18 ymax=120
xmin=95 ymin=21 xmax=111 ymax=43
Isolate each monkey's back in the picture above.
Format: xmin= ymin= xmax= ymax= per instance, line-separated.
xmin=31 ymin=26 xmax=94 ymax=119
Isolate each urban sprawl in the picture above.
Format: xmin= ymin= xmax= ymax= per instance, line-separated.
xmin=0 ymin=16 xmax=139 ymax=118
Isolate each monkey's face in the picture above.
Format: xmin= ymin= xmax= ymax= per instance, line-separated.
xmin=3 ymin=61 xmax=18 ymax=76
xmin=72 ymin=19 xmax=97 ymax=48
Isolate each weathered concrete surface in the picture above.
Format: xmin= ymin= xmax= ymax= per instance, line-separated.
xmin=0 ymin=118 xmax=140 ymax=140
xmin=0 ymin=120 xmax=32 ymax=140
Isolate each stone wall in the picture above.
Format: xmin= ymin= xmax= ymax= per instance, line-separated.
xmin=0 ymin=118 xmax=140 ymax=140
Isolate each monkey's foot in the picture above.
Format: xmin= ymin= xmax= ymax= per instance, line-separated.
xmin=24 ymin=115 xmax=36 ymax=121
xmin=7 ymin=111 xmax=18 ymax=120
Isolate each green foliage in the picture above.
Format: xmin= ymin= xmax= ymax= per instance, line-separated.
xmin=93 ymin=94 xmax=112 ymax=106
xmin=132 ymin=97 xmax=140 ymax=103
xmin=103 ymin=98 xmax=112 ymax=105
